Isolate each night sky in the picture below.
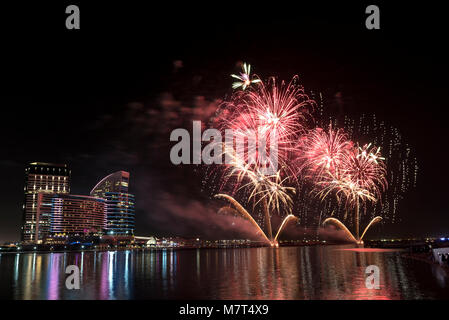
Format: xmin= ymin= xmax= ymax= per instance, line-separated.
xmin=1 ymin=2 xmax=448 ymax=242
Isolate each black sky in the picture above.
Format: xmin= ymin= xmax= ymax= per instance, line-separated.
xmin=1 ymin=2 xmax=448 ymax=242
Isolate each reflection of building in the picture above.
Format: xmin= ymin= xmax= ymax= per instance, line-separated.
xmin=22 ymin=162 xmax=70 ymax=243
xmin=90 ymin=171 xmax=135 ymax=236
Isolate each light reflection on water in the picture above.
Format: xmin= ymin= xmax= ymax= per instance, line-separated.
xmin=0 ymin=245 xmax=448 ymax=300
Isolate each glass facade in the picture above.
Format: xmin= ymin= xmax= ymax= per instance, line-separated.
xmin=90 ymin=171 xmax=135 ymax=236
xmin=103 ymin=192 xmax=135 ymax=235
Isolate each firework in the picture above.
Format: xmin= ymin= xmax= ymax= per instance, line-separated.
xmin=296 ymin=125 xmax=353 ymax=179
xmin=341 ymin=143 xmax=387 ymax=202
xmin=313 ymin=142 xmax=387 ymax=240
xmin=215 ymin=193 xmax=299 ymax=246
xmin=359 ymin=216 xmax=382 ymax=241
xmin=242 ymin=76 xmax=312 ymax=148
xmin=214 ymin=193 xmax=271 ymax=244
xmin=322 ymin=215 xmax=383 ymax=243
xmin=315 ymin=170 xmax=377 ymax=210
xmin=205 ymin=64 xmax=391 ymax=244
xmin=274 ymin=214 xmax=299 ymax=242
xmin=220 ymin=152 xmax=296 ymax=240
xmin=308 ymin=140 xmax=387 ymax=209
xmin=313 ymin=111 xmax=418 ymax=225
xmin=322 ymin=217 xmax=357 ymax=243
xmin=245 ymin=170 xmax=296 ymax=215
xmin=230 ymin=62 xmax=261 ymax=90
xmin=218 ymin=76 xmax=314 ymax=180
xmin=209 ymin=74 xmax=312 ymax=243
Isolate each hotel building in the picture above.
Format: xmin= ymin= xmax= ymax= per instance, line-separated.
xmin=90 ymin=171 xmax=135 ymax=236
xmin=49 ymin=194 xmax=105 ymax=237
xmin=35 ymin=193 xmax=106 ymax=243
xmin=21 ymin=162 xmax=70 ymax=243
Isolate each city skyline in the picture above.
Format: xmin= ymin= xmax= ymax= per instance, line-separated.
xmin=1 ymin=3 xmax=448 ymax=244
xmin=0 ymin=146 xmax=444 ymax=244
xmin=13 ymin=162 xmax=136 ymax=245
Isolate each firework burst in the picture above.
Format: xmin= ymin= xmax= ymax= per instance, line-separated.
xmin=311 ymin=141 xmax=387 ymax=241
xmin=217 ymin=144 xmax=296 ymax=240
xmin=218 ymin=75 xmax=314 ymax=179
xmin=341 ymin=143 xmax=387 ymax=202
xmin=230 ymin=62 xmax=261 ymax=90
xmin=208 ymin=74 xmax=314 ymax=243
xmin=316 ymin=170 xmax=377 ymax=210
xmin=201 ymin=63 xmax=392 ymax=244
xmin=296 ymin=125 xmax=353 ymax=179
xmin=243 ymin=170 xmax=296 ymax=215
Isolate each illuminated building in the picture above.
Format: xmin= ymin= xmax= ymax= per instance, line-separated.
xmin=49 ymin=194 xmax=105 ymax=237
xmin=90 ymin=171 xmax=135 ymax=236
xmin=35 ymin=194 xmax=105 ymax=242
xmin=35 ymin=193 xmax=58 ymax=242
xmin=21 ymin=162 xmax=70 ymax=243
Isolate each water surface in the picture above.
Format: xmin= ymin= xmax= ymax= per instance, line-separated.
xmin=1 ymin=245 xmax=448 ymax=299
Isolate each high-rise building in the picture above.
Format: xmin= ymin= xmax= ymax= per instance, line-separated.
xmin=90 ymin=171 xmax=135 ymax=236
xmin=22 ymin=162 xmax=70 ymax=243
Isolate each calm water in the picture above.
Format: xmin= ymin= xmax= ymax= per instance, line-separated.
xmin=1 ymin=245 xmax=448 ymax=300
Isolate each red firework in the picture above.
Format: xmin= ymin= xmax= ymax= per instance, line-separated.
xmin=296 ymin=124 xmax=387 ymax=209
xmin=296 ymin=125 xmax=353 ymax=179
xmin=217 ymin=75 xmax=314 ymax=180
xmin=313 ymin=142 xmax=387 ymax=208
xmin=314 ymin=142 xmax=388 ymax=240
xmin=340 ymin=143 xmax=388 ymax=202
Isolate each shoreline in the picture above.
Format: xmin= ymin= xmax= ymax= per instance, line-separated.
xmin=0 ymin=243 xmax=399 ymax=254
